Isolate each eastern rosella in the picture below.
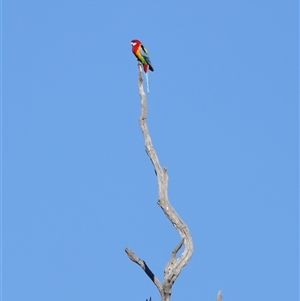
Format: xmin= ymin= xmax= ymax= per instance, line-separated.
xmin=131 ymin=39 xmax=154 ymax=73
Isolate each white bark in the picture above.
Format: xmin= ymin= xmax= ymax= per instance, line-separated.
xmin=125 ymin=64 xmax=221 ymax=301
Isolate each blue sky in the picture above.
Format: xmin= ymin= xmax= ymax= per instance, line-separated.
xmin=2 ymin=1 xmax=298 ymax=301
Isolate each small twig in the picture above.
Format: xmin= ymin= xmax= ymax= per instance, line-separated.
xmin=171 ymin=239 xmax=184 ymax=261
xmin=125 ymin=247 xmax=163 ymax=294
xmin=164 ymin=239 xmax=183 ymax=276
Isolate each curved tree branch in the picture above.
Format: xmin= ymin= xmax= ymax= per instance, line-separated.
xmin=125 ymin=63 xmax=221 ymax=301
xmin=135 ymin=63 xmax=193 ymax=300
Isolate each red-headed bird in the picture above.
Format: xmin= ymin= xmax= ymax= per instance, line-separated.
xmin=131 ymin=39 xmax=154 ymax=73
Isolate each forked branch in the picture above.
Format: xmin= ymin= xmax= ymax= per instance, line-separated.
xmin=125 ymin=64 xmax=221 ymax=301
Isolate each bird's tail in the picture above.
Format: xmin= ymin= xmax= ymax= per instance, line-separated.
xmin=145 ymin=72 xmax=150 ymax=93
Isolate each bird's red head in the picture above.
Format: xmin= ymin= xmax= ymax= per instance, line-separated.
xmin=131 ymin=39 xmax=142 ymax=51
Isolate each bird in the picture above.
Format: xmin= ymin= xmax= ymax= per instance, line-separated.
xmin=131 ymin=39 xmax=154 ymax=73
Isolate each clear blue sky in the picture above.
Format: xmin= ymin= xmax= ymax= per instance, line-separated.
xmin=3 ymin=1 xmax=298 ymax=301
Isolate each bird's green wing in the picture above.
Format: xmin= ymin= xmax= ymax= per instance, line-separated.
xmin=140 ymin=44 xmax=153 ymax=70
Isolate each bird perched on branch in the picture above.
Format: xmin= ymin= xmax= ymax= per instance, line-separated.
xmin=131 ymin=39 xmax=154 ymax=73
xmin=146 ymin=297 xmax=151 ymax=301
xmin=131 ymin=39 xmax=154 ymax=93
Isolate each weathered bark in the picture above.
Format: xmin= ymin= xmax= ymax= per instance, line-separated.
xmin=216 ymin=290 xmax=223 ymax=301
xmin=125 ymin=63 xmax=221 ymax=301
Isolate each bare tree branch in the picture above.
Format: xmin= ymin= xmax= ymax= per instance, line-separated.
xmin=125 ymin=63 xmax=220 ymax=301
xmin=216 ymin=290 xmax=222 ymax=301
xmin=125 ymin=247 xmax=163 ymax=295
xmin=137 ymin=63 xmax=194 ymax=300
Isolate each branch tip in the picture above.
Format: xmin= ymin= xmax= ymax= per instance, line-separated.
xmin=171 ymin=239 xmax=184 ymax=258
xmin=216 ymin=290 xmax=222 ymax=301
xmin=125 ymin=247 xmax=163 ymax=294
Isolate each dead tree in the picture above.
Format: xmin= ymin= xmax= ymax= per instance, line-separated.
xmin=125 ymin=64 xmax=222 ymax=301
